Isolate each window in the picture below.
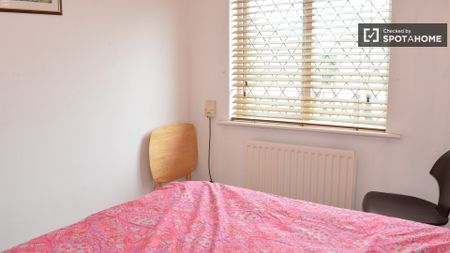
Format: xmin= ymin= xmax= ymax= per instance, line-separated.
xmin=231 ymin=0 xmax=391 ymax=131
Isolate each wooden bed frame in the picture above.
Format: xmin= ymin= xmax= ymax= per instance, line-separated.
xmin=149 ymin=123 xmax=198 ymax=189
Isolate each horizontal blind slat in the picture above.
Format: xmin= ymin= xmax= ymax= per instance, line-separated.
xmin=234 ymin=99 xmax=387 ymax=111
xmin=232 ymin=8 xmax=388 ymax=18
xmin=233 ymin=3 xmax=387 ymax=11
xmin=234 ymin=106 xmax=387 ymax=118
xmin=233 ymin=71 xmax=388 ymax=77
xmin=233 ymin=46 xmax=386 ymax=51
xmin=233 ymin=66 xmax=388 ymax=71
xmin=232 ymin=0 xmax=383 ymax=4
xmin=233 ymin=78 xmax=388 ymax=85
xmin=231 ymin=116 xmax=385 ymax=131
xmin=233 ymin=59 xmax=389 ymax=64
xmin=232 ymin=52 xmax=389 ymax=57
xmin=232 ymin=112 xmax=386 ymax=126
xmin=234 ymin=94 xmax=388 ymax=105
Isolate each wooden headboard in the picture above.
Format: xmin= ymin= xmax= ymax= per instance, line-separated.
xmin=149 ymin=123 xmax=198 ymax=188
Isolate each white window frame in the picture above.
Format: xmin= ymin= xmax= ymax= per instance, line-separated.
xmin=229 ymin=0 xmax=392 ymax=132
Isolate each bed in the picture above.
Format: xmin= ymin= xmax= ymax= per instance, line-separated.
xmin=4 ymin=181 xmax=450 ymax=252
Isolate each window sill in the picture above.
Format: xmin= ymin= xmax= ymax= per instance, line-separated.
xmin=217 ymin=120 xmax=401 ymax=139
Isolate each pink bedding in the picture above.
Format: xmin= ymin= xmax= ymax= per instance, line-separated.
xmin=4 ymin=181 xmax=450 ymax=252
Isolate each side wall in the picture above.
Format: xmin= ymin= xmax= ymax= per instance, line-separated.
xmin=0 ymin=0 xmax=190 ymax=249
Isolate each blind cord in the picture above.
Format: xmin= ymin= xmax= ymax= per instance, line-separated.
xmin=208 ymin=117 xmax=214 ymax=183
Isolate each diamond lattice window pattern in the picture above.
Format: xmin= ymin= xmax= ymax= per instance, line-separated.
xmin=231 ymin=0 xmax=391 ymax=130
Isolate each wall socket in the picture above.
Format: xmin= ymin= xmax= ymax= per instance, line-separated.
xmin=205 ymin=100 xmax=216 ymax=118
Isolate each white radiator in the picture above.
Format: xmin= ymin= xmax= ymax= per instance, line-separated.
xmin=246 ymin=141 xmax=356 ymax=209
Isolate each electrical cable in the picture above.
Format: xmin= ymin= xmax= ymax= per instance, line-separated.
xmin=208 ymin=117 xmax=214 ymax=183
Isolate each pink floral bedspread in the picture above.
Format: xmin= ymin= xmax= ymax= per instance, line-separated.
xmin=4 ymin=181 xmax=450 ymax=252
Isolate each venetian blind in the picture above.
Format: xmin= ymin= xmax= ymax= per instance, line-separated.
xmin=231 ymin=0 xmax=391 ymax=130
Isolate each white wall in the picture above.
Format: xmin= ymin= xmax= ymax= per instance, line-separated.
xmin=0 ymin=0 xmax=189 ymax=249
xmin=187 ymin=0 xmax=450 ymax=217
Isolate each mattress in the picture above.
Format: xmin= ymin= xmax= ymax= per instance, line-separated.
xmin=4 ymin=181 xmax=450 ymax=252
